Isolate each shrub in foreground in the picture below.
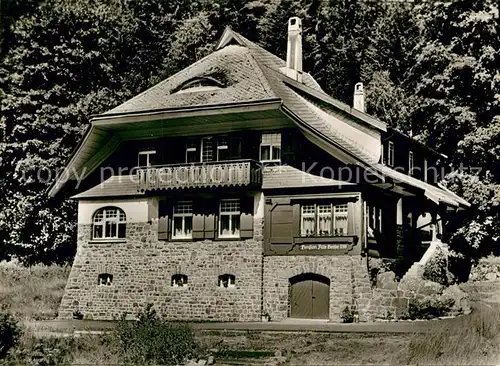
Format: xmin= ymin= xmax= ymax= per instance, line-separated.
xmin=423 ymin=248 xmax=448 ymax=286
xmin=115 ymin=304 xmax=197 ymax=365
xmin=402 ymin=297 xmax=455 ymax=320
xmin=0 ymin=312 xmax=21 ymax=358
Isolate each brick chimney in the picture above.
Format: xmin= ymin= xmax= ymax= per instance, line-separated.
xmin=285 ymin=17 xmax=303 ymax=83
xmin=353 ymin=82 xmax=364 ymax=113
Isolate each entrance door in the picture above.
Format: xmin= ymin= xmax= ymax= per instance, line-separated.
xmin=289 ymin=273 xmax=330 ymax=319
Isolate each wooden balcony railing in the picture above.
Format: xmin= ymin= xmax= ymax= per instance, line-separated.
xmin=137 ymin=159 xmax=262 ymax=192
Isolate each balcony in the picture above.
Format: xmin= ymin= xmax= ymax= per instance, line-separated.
xmin=137 ymin=159 xmax=262 ymax=192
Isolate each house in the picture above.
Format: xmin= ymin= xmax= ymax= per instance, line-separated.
xmin=50 ymin=18 xmax=469 ymax=322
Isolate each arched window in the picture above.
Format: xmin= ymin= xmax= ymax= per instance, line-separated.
xmin=171 ymin=274 xmax=188 ymax=288
xmin=98 ymin=273 xmax=113 ymax=286
xmin=218 ymin=274 xmax=235 ymax=288
xmin=92 ymin=207 xmax=126 ymax=239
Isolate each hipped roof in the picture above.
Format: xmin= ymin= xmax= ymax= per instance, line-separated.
xmin=49 ymin=27 xmax=468 ymax=209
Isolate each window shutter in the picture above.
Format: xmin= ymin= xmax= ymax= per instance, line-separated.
xmin=204 ymin=200 xmax=217 ymax=239
xmin=158 ymin=199 xmax=170 ymax=240
xmin=240 ymin=198 xmax=254 ymax=239
xmin=192 ymin=212 xmax=205 ymax=240
xmin=203 ymin=213 xmax=216 ymax=239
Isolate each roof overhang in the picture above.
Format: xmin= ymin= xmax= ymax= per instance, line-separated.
xmin=48 ymin=99 xmax=283 ymax=197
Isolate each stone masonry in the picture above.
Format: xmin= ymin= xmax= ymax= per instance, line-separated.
xmin=60 ymin=215 xmax=413 ymax=322
xmin=263 ymin=256 xmax=412 ymax=322
xmin=58 ymin=218 xmax=263 ymax=321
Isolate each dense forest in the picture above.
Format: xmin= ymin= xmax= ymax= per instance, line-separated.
xmin=0 ymin=0 xmax=498 ymax=265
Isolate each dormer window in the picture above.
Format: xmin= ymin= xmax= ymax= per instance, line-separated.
xmin=173 ymin=77 xmax=224 ymax=94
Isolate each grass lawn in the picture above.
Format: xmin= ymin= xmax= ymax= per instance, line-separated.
xmin=0 ymin=261 xmax=70 ymax=320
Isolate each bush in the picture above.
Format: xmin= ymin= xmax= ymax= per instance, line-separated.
xmin=423 ymin=248 xmax=448 ymax=286
xmin=340 ymin=306 xmax=358 ymax=323
xmin=0 ymin=312 xmax=21 ymax=358
xmin=6 ymin=336 xmax=73 ymax=365
xmin=402 ymin=298 xmax=455 ymax=320
xmin=115 ymin=304 xmax=197 ymax=365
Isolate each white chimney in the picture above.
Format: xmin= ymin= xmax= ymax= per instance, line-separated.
xmin=285 ymin=17 xmax=303 ymax=83
xmin=353 ymin=82 xmax=365 ymax=113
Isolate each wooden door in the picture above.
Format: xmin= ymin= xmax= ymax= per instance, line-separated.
xmin=312 ymin=279 xmax=330 ymax=319
xmin=289 ymin=273 xmax=330 ymax=319
xmin=290 ymin=279 xmax=313 ymax=318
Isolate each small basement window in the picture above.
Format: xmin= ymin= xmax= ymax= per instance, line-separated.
xmin=171 ymin=274 xmax=188 ymax=288
xmin=98 ymin=273 xmax=113 ymax=286
xmin=218 ymin=274 xmax=235 ymax=288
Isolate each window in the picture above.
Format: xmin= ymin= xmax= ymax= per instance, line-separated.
xmin=92 ymin=207 xmax=126 ymax=239
xmin=186 ymin=140 xmax=198 ymax=163
xmin=333 ymin=204 xmax=348 ymax=236
xmin=98 ymin=273 xmax=113 ymax=286
xmin=387 ymin=141 xmax=394 ymax=166
xmin=171 ymin=274 xmax=188 ymax=288
xmin=301 ymin=203 xmax=349 ymax=237
xmin=367 ymin=204 xmax=383 ymax=234
xmin=408 ymin=151 xmax=414 ymax=176
xmin=172 ymin=201 xmax=193 ymax=239
xmin=217 ymin=137 xmax=229 ymax=161
xmin=201 ymin=137 xmax=214 ymax=162
xmin=424 ymin=159 xmax=428 ymax=182
xmin=218 ymin=274 xmax=235 ymax=288
xmin=219 ymin=199 xmax=240 ymax=238
xmin=138 ymin=150 xmax=156 ymax=167
xmin=301 ymin=204 xmax=316 ymax=236
xmin=260 ymin=133 xmax=281 ymax=162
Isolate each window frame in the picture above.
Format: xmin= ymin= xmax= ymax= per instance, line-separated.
xmin=366 ymin=203 xmax=383 ymax=233
xmin=408 ymin=151 xmax=414 ymax=176
xmin=201 ymin=136 xmax=214 ymax=162
xmin=218 ymin=199 xmax=241 ymax=238
xmin=218 ymin=274 xmax=236 ymax=289
xmin=137 ymin=150 xmax=156 ymax=167
xmin=98 ymin=273 xmax=113 ymax=286
xmin=300 ymin=203 xmax=350 ymax=237
xmin=172 ymin=201 xmax=194 ymax=239
xmin=387 ymin=141 xmax=395 ymax=167
xmin=423 ymin=158 xmax=428 ymax=182
xmin=216 ymin=136 xmax=229 ymax=161
xmin=186 ymin=140 xmax=199 ymax=163
xmin=92 ymin=207 xmax=126 ymax=240
xmin=259 ymin=133 xmax=282 ymax=163
xmin=171 ymin=274 xmax=188 ymax=288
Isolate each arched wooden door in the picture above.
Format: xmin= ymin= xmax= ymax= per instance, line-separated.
xmin=289 ymin=273 xmax=330 ymax=319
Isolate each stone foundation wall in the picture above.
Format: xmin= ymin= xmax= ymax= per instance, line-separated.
xmin=58 ymin=219 xmax=263 ymax=321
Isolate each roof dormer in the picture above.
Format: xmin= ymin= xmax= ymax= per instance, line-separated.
xmin=172 ymin=77 xmax=225 ymax=94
